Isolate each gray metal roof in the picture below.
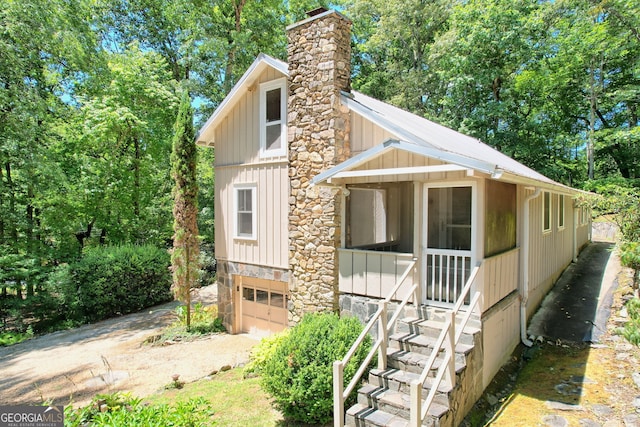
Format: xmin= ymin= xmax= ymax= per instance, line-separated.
xmin=340 ymin=91 xmax=572 ymax=191
xmin=197 ymin=53 xmax=577 ymax=193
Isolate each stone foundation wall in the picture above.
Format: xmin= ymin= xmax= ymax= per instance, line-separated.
xmin=286 ymin=11 xmax=352 ymax=324
xmin=216 ymin=259 xmax=289 ymax=333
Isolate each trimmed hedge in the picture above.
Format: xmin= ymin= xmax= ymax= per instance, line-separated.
xmin=260 ymin=312 xmax=371 ymax=424
xmin=53 ymin=244 xmax=172 ymax=322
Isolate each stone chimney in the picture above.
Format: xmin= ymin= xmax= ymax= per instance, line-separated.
xmin=286 ymin=9 xmax=352 ymax=323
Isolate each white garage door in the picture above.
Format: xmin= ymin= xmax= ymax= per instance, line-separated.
xmin=238 ymin=276 xmax=288 ymax=335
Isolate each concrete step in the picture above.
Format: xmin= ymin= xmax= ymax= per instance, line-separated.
xmin=401 ymin=306 xmax=481 ymax=329
xmin=345 ymin=403 xmax=440 ymax=427
xmin=355 ymin=384 xmax=449 ymax=422
xmin=386 ymin=348 xmax=466 ymax=378
xmin=396 ymin=317 xmax=480 ymax=346
xmin=389 ymin=332 xmax=473 ymax=363
xmin=368 ymin=368 xmax=456 ymax=406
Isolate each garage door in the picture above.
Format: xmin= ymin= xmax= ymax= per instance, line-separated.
xmin=238 ymin=276 xmax=288 ymax=335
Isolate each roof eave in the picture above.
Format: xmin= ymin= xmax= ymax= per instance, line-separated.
xmin=196 ymin=54 xmax=288 ymax=146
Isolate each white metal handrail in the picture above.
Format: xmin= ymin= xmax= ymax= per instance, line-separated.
xmin=333 ymin=259 xmax=417 ymax=427
xmin=409 ymin=263 xmax=482 ymax=426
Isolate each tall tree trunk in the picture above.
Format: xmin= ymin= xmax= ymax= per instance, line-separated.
xmin=587 ymin=60 xmax=596 ymax=180
xmin=133 ymin=136 xmax=141 ymax=218
xmin=223 ymin=0 xmax=247 ymax=92
xmin=0 ymin=163 xmax=4 ymax=245
xmin=5 ymin=162 xmax=17 ymax=243
xmin=26 ymin=185 xmax=34 ymax=298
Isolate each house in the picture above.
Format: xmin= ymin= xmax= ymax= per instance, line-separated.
xmin=196 ymin=8 xmax=591 ymax=426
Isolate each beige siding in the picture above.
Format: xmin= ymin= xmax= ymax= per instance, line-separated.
xmin=213 ymin=67 xmax=289 ymax=270
xmin=480 ymin=248 xmax=520 ymax=312
xmin=215 ymin=163 xmax=288 ymax=269
xmin=214 ymin=67 xmax=287 ymax=167
xmin=338 ymin=250 xmax=416 ymax=300
xmin=481 ymin=294 xmax=520 ymax=387
xmin=340 ymin=149 xmax=469 ymax=185
xmin=524 ymin=190 xmax=578 ymax=316
xmin=350 ymin=112 xmax=396 ymax=154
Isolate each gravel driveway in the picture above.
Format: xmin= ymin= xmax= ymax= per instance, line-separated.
xmin=0 ymin=286 xmax=258 ymax=407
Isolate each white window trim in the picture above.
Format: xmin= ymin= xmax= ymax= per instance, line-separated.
xmin=259 ymin=78 xmax=287 ymax=158
xmin=234 ymin=183 xmax=257 ymax=240
xmin=557 ymin=194 xmax=565 ymax=230
xmin=542 ymin=191 xmax=552 ymax=233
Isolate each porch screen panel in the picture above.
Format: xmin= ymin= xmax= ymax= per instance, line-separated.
xmin=427 ymin=187 xmax=471 ymax=250
xmin=349 ymin=188 xmax=388 ymax=247
xmin=485 ymin=180 xmax=517 ymax=257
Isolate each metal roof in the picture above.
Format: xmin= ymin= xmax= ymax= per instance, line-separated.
xmin=197 ymin=54 xmax=578 ymax=194
xmin=331 ymin=91 xmax=577 ymax=193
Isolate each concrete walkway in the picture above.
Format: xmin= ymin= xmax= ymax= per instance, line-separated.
xmin=528 ymin=241 xmax=619 ymax=343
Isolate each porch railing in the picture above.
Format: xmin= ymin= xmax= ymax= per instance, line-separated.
xmin=426 ymin=249 xmax=472 ymax=305
xmin=338 ymin=249 xmax=416 ymax=299
xmin=333 ymin=259 xmax=419 ymax=427
xmin=409 ymin=263 xmax=482 ymax=426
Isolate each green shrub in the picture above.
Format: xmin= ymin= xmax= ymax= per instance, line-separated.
xmin=621 ymin=242 xmax=640 ymax=271
xmin=0 ymin=328 xmax=33 ymax=346
xmin=619 ymin=298 xmax=640 ymax=346
xmin=243 ymin=329 xmax=290 ymax=377
xmin=52 ymin=244 xmax=172 ymax=323
xmin=64 ymin=392 xmax=212 ymax=426
xmin=260 ymin=313 xmax=371 ymax=424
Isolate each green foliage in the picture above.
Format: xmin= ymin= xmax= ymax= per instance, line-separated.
xmin=52 ymin=244 xmax=172 ymax=323
xmin=618 ymin=298 xmax=640 ymax=346
xmin=64 ymin=392 xmax=212 ymax=427
xmin=260 ymin=313 xmax=371 ymax=424
xmin=620 ymin=242 xmax=640 ymax=272
xmin=149 ymin=301 xmax=224 ymax=345
xmin=243 ymin=329 xmax=291 ymax=377
xmin=174 ymin=302 xmax=224 ymax=335
xmin=0 ymin=328 xmax=33 ymax=347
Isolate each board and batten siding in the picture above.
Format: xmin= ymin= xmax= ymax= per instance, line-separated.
xmin=213 ymin=67 xmax=289 ymax=270
xmin=480 ymin=247 xmax=520 ymax=312
xmin=525 ymin=190 xmax=579 ymax=315
xmin=350 ymin=111 xmax=396 ymax=155
xmin=346 ymin=114 xmax=470 ymax=184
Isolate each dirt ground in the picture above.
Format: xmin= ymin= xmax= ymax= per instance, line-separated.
xmin=0 ymin=286 xmax=258 ymax=408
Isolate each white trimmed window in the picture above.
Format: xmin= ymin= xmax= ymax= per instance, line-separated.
xmin=259 ymin=78 xmax=286 ymax=157
xmin=542 ymin=191 xmax=551 ymax=233
xmin=582 ymin=206 xmax=589 ymax=225
xmin=234 ymin=184 xmax=257 ymax=240
xmin=557 ymin=194 xmax=565 ymax=230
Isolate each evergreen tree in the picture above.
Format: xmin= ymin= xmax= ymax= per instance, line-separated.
xmin=170 ymin=90 xmax=199 ymax=329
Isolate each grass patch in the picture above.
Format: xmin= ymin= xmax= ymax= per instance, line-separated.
xmin=484 ymin=275 xmax=639 ymax=427
xmin=145 ymin=368 xmax=285 ymax=426
xmin=487 ymin=344 xmax=609 ymax=426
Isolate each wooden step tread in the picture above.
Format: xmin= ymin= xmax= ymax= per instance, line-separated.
xmin=389 ymin=332 xmax=474 ymax=355
xmin=401 ymin=317 xmax=481 ymax=335
xmin=369 ymin=367 xmax=458 ymax=393
xmin=347 ymin=403 xmax=409 ymax=427
xmin=358 ymin=384 xmax=450 ymax=418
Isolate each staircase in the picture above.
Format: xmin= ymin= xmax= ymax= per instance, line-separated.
xmin=333 ymin=262 xmax=483 ymax=427
xmin=345 ymin=306 xmax=483 ymax=427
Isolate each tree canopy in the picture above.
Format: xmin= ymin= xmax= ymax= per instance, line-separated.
xmin=0 ymin=0 xmax=638 ymax=297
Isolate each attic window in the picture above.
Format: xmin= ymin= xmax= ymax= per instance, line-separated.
xmin=260 ymin=78 xmax=286 ymax=157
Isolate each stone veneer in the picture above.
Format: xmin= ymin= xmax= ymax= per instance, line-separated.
xmin=286 ymin=10 xmax=352 ymax=324
xmin=216 ymin=259 xmax=289 ymax=333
